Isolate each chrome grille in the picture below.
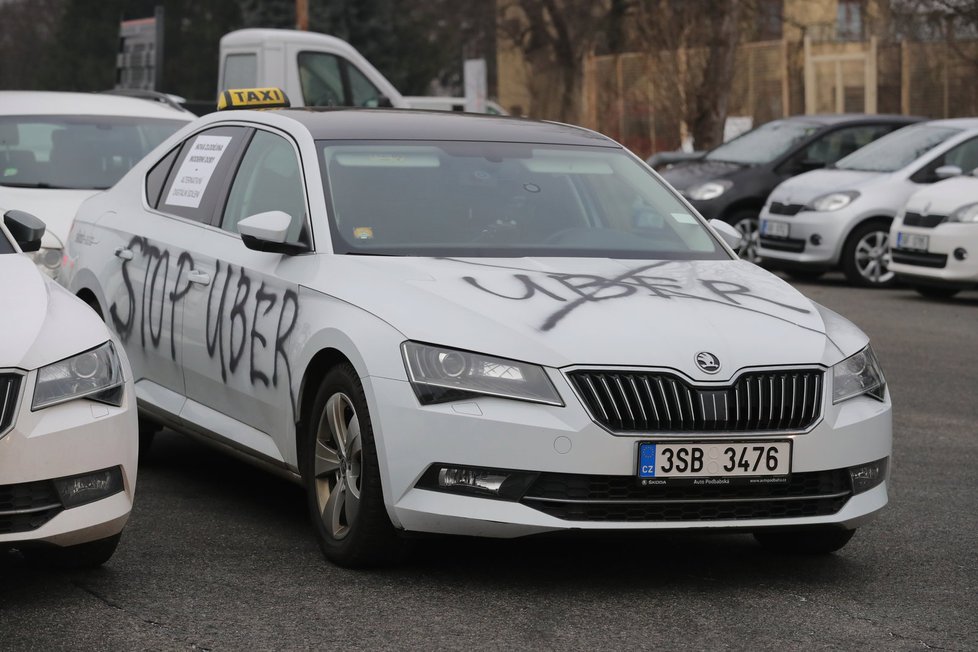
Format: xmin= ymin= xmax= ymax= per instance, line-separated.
xmin=568 ymin=369 xmax=823 ymax=433
xmin=903 ymin=211 xmax=947 ymax=228
xmin=0 ymin=374 xmax=20 ymax=437
xmin=768 ymin=202 xmax=805 ymax=216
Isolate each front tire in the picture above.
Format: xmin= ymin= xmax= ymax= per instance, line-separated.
xmin=303 ymin=364 xmax=405 ymax=568
xmin=728 ymin=211 xmax=761 ymax=263
xmin=841 ymin=220 xmax=895 ymax=287
xmin=913 ymin=285 xmax=961 ymax=299
xmin=754 ymin=527 xmax=855 ymax=554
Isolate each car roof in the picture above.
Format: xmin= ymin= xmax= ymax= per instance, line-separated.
xmin=0 ymin=91 xmax=193 ymax=120
xmin=781 ymin=113 xmax=921 ymax=126
xmin=263 ymin=108 xmax=618 ymax=147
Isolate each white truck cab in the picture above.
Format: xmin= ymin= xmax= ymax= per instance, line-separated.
xmin=219 ymin=29 xmax=408 ymax=109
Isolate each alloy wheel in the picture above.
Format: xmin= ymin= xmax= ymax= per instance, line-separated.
xmin=313 ymin=392 xmax=363 ymax=540
xmin=854 ymin=229 xmax=893 ymax=286
xmin=733 ymin=216 xmax=761 ymax=263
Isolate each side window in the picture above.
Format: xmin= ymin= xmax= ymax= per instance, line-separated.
xmin=158 ymin=126 xmax=248 ymax=223
xmin=346 ymin=62 xmax=383 ymax=107
xmin=298 ymin=52 xmax=346 ymax=107
xmin=913 ymin=137 xmax=978 ymax=182
xmin=221 ymin=130 xmax=309 ymax=246
xmin=801 ymin=125 xmax=892 ymax=166
xmin=145 ymin=144 xmax=182 ymax=208
xmin=223 ymin=53 xmax=258 ymax=89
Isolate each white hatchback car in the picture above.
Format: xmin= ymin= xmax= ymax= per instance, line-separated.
xmin=0 ymin=91 xmax=192 ymax=279
xmin=758 ymin=119 xmax=978 ymax=287
xmin=889 ymin=173 xmax=978 ymax=297
xmin=1 ymin=209 xmax=137 ymax=568
xmin=62 ymin=91 xmax=891 ymax=567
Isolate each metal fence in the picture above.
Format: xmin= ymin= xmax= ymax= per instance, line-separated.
xmin=583 ymin=37 xmax=978 ymax=158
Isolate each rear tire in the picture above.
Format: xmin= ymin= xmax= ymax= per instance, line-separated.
xmin=138 ymin=416 xmax=162 ymax=462
xmin=303 ymin=363 xmax=406 ymax=568
xmin=754 ymin=527 xmax=855 ymax=554
xmin=24 ymin=533 xmax=122 ymax=569
xmin=841 ymin=220 xmax=895 ymax=287
xmin=913 ymin=285 xmax=960 ymax=299
xmin=784 ymin=269 xmax=825 ymax=283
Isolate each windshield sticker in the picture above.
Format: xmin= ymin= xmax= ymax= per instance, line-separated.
xmin=353 ymin=227 xmax=374 ymax=240
xmin=671 ymin=213 xmax=697 ymax=224
xmin=164 ymin=135 xmax=232 ymax=208
xmin=108 ymin=236 xmax=299 ymax=408
xmin=459 ymin=262 xmax=812 ymax=332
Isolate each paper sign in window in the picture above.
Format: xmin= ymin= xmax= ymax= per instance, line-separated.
xmin=164 ymin=135 xmax=233 ymax=208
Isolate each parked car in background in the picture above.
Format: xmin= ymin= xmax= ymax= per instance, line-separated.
xmin=889 ymin=171 xmax=978 ymax=297
xmin=62 ymin=89 xmax=892 ymax=567
xmin=758 ymin=118 xmax=978 ymax=287
xmin=0 ymin=91 xmax=192 ymax=279
xmin=403 ymin=96 xmax=508 ymax=115
xmin=0 ymin=209 xmax=137 ymax=568
xmin=660 ymin=114 xmax=918 ymax=262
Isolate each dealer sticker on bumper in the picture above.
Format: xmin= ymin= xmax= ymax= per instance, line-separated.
xmin=637 ymin=441 xmax=792 ymax=485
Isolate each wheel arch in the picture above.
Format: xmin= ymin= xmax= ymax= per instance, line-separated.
xmin=838 ymin=214 xmax=894 ymax=259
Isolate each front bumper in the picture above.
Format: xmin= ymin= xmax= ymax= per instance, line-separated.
xmin=0 ymin=371 xmax=137 ymax=548
xmin=366 ymin=373 xmax=892 ymax=538
xmin=758 ymin=207 xmax=855 ymax=267
xmin=890 ymin=222 xmax=978 ymax=288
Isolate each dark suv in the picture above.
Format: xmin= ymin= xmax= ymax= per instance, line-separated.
xmin=659 ymin=114 xmax=921 ymax=261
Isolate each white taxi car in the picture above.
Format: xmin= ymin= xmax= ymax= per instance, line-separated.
xmin=62 ymin=89 xmax=891 ymax=567
xmin=0 ymin=91 xmax=192 ymax=279
xmin=1 ymin=209 xmax=137 ymax=568
xmin=889 ymin=173 xmax=978 ymax=297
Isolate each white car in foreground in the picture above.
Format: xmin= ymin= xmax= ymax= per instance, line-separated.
xmin=1 ymin=209 xmax=136 ymax=568
xmin=0 ymin=91 xmax=192 ymax=279
xmin=890 ymin=173 xmax=978 ymax=297
xmin=62 ymin=90 xmax=891 ymax=567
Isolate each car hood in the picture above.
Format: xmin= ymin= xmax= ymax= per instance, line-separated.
xmin=903 ymin=176 xmax=978 ymax=215
xmin=0 ymin=254 xmax=108 ymax=370
xmin=660 ymin=159 xmax=746 ymax=191
xmin=0 ymin=187 xmax=100 ymax=248
xmin=769 ymin=168 xmax=884 ymax=205
xmin=317 ymin=257 xmax=862 ymax=381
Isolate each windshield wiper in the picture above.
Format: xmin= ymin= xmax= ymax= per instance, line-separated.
xmin=0 ymin=181 xmax=71 ymax=189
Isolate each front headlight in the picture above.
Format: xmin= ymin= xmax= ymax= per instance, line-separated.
xmin=32 ymin=341 xmax=124 ymax=410
xmin=832 ymin=345 xmax=886 ymax=404
xmin=946 ymin=202 xmax=978 ymax=223
xmin=687 ymin=180 xmax=732 ymax=201
xmin=30 ymin=232 xmax=64 ymax=279
xmin=401 ymin=342 xmax=563 ymax=406
xmin=807 ymin=191 xmax=860 ymax=212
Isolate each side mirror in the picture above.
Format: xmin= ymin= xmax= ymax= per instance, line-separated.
xmin=4 ymin=209 xmax=45 ymax=252
xmin=935 ymin=165 xmax=962 ymax=180
xmin=709 ymin=218 xmax=743 ymax=251
xmin=238 ymin=211 xmax=308 ymax=255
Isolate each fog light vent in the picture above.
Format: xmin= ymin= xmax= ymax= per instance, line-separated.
xmin=53 ymin=466 xmax=124 ymax=508
xmin=849 ymin=458 xmax=888 ymax=494
xmin=418 ymin=464 xmax=537 ymax=500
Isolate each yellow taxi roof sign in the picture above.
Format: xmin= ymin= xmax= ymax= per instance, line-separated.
xmin=218 ymin=88 xmax=291 ymax=111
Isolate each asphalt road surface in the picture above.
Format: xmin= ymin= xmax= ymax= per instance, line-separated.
xmin=2 ymin=274 xmax=976 ymax=651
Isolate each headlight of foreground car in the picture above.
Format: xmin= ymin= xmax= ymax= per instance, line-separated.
xmin=401 ymin=342 xmax=563 ymax=406
xmin=946 ymin=202 xmax=978 ymax=223
xmin=33 ymin=341 xmax=124 ymax=410
xmin=687 ymin=180 xmax=733 ymax=201
xmin=807 ymin=190 xmax=860 ymax=212
xmin=832 ymin=345 xmax=886 ymax=404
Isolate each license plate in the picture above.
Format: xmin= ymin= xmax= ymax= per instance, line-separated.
xmin=637 ymin=441 xmax=791 ymax=485
xmin=762 ymin=220 xmax=790 ymax=238
xmin=896 ymin=232 xmax=929 ymax=251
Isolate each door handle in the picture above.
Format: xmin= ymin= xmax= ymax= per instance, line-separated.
xmin=188 ymin=270 xmax=211 ymax=286
xmin=114 ymin=247 xmax=134 ymax=261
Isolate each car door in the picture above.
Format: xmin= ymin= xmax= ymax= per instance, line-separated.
xmin=177 ymin=127 xmax=313 ymax=464
xmin=97 ymin=125 xmax=248 ymax=416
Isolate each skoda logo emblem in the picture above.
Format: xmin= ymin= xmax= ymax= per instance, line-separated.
xmin=695 ymin=352 xmax=721 ymax=374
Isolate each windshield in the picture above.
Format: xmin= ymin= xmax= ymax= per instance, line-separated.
xmin=706 ymin=120 xmax=821 ymax=165
xmin=0 ymin=115 xmax=185 ymax=190
xmin=835 ymin=124 xmax=961 ymax=172
xmin=318 ymin=141 xmax=728 ymax=259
